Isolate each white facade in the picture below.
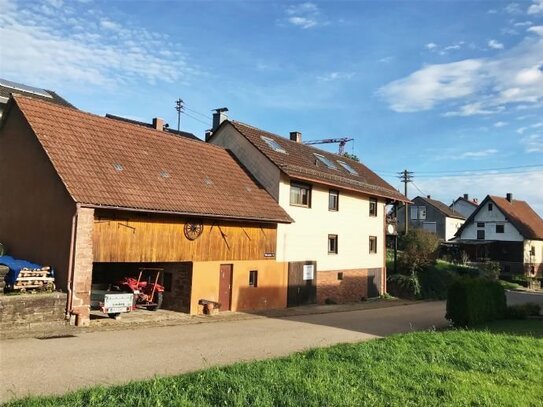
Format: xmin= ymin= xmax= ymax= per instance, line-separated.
xmin=445 ymin=217 xmax=464 ymax=241
xmin=458 ymin=201 xmax=524 ymax=242
xmin=276 ymin=175 xmax=385 ymax=271
xmin=525 ymin=240 xmax=543 ymax=265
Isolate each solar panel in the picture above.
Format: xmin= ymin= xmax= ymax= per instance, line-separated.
xmin=337 ymin=160 xmax=358 ymax=175
xmin=0 ymin=78 xmax=52 ymax=98
xmin=261 ymin=136 xmax=287 ymax=154
xmin=314 ymin=153 xmax=337 ymax=169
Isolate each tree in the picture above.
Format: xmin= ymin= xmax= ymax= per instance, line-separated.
xmin=342 ymin=152 xmax=360 ymax=162
xmin=398 ymin=229 xmax=440 ymax=272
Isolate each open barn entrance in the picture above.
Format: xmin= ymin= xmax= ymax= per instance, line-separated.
xmin=92 ymin=262 xmax=193 ymax=314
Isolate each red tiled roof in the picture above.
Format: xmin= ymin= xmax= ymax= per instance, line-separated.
xmin=11 ymin=96 xmax=292 ymax=223
xmin=490 ymin=196 xmax=543 ymax=240
xmin=225 ymin=121 xmax=408 ymax=202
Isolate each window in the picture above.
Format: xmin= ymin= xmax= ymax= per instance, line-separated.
xmin=369 ymin=198 xmax=377 ymax=217
xmin=488 ymin=203 xmax=493 ymax=211
xmin=329 ymin=190 xmax=339 ymax=211
xmin=328 ymin=234 xmax=338 ymax=254
xmin=369 ymin=236 xmax=378 ymax=254
xmin=290 ymin=182 xmax=311 ymax=207
xmin=337 ymin=272 xmax=344 ymax=281
xmin=496 ymin=224 xmax=504 ymax=233
xmin=477 ymin=222 xmax=485 ymax=228
xmin=337 ymin=160 xmax=358 ymax=175
xmin=249 ymin=270 xmax=258 ymax=287
xmin=314 ymin=153 xmax=337 ymax=169
xmin=260 ymin=136 xmax=286 ymax=153
xmin=418 ymin=206 xmax=426 ymax=220
xmin=477 ymin=230 xmax=485 ymax=240
xmin=410 ymin=206 xmax=418 ymax=220
xmin=530 ymin=246 xmax=536 ymax=256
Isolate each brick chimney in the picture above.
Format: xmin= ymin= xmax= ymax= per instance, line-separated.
xmin=463 ymin=193 xmax=469 ymax=200
xmin=152 ymin=117 xmax=165 ymax=131
xmin=290 ymin=131 xmax=302 ymax=143
xmin=506 ymin=193 xmax=513 ymax=202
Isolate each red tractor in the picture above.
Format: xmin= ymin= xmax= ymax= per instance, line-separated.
xmin=115 ymin=268 xmax=165 ymax=311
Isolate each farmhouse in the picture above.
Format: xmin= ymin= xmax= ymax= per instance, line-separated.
xmin=0 ymin=95 xmax=292 ymax=326
xmin=453 ymin=194 xmax=543 ymax=277
xmin=208 ymin=115 xmax=408 ymax=306
xmin=450 ymin=194 xmax=479 ymax=218
xmin=396 ymin=195 xmax=465 ymax=241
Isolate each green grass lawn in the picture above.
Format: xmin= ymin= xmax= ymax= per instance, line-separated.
xmin=8 ymin=329 xmax=543 ymax=407
xmin=475 ymin=319 xmax=543 ymax=338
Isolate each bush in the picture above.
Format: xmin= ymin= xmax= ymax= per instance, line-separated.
xmin=446 ymin=278 xmax=506 ymax=327
xmin=387 ymin=273 xmax=420 ymax=299
xmin=398 ymin=230 xmax=440 ymax=273
xmin=418 ymin=266 xmax=459 ymax=300
xmin=478 ymin=261 xmax=501 ymax=281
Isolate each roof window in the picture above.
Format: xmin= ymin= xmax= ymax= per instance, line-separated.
xmin=113 ymin=163 xmax=124 ymax=172
xmin=160 ymin=170 xmax=170 ymax=178
xmin=337 ymin=160 xmax=358 ymax=175
xmin=314 ymin=153 xmax=337 ymax=169
xmin=261 ymin=136 xmax=286 ymax=153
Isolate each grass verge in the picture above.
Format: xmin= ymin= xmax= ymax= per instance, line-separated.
xmin=7 ymin=330 xmax=543 ymax=407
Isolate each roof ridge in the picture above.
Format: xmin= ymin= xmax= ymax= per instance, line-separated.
xmin=13 ymin=94 xmax=221 ymax=152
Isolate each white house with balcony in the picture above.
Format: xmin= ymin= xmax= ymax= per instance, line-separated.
xmin=207 ymin=115 xmax=408 ymax=305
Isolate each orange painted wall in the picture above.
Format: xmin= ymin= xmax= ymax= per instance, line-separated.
xmin=190 ymin=260 xmax=288 ymax=314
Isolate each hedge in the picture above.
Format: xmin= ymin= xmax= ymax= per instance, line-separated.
xmin=446 ymin=278 xmax=506 ymax=327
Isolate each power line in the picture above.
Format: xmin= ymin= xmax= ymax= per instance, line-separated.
xmin=412 ymin=181 xmax=426 ymax=196
xmin=181 ymin=110 xmax=209 ymax=126
xmin=184 ymin=106 xmax=209 ymax=119
xmin=415 ymin=168 xmax=543 ymax=178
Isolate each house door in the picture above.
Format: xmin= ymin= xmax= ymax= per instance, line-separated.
xmin=219 ymin=264 xmax=233 ymax=311
xmin=287 ymin=261 xmax=317 ymax=307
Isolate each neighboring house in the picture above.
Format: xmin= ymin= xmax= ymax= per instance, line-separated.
xmin=0 ymin=78 xmax=74 ymax=119
xmin=105 ymin=113 xmax=200 ymax=141
xmin=397 ymin=196 xmax=465 ymax=241
xmin=453 ymin=194 xmax=543 ymax=277
xmin=0 ymin=95 xmax=293 ymax=326
xmin=207 ymin=115 xmax=408 ymax=306
xmin=450 ymin=194 xmax=479 ymax=218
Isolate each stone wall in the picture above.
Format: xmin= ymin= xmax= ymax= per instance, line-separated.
xmin=0 ymin=292 xmax=67 ymax=332
xmin=316 ymin=269 xmax=368 ymax=304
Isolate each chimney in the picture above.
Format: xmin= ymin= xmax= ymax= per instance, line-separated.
xmin=212 ymin=107 xmax=229 ymax=131
xmin=290 ymin=131 xmax=302 ymax=143
xmin=506 ymin=193 xmax=513 ymax=202
xmin=463 ymin=193 xmax=469 ymax=200
xmin=427 ymin=195 xmax=431 ymax=199
xmin=152 ymin=117 xmax=165 ymax=131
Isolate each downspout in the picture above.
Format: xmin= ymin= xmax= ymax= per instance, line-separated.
xmin=65 ymin=204 xmax=80 ymax=320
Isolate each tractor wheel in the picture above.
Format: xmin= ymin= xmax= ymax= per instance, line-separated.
xmin=148 ymin=292 xmax=163 ymax=311
xmin=108 ymin=313 xmax=121 ymax=319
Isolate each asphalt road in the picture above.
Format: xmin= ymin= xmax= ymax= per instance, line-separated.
xmin=0 ymin=301 xmax=447 ymax=403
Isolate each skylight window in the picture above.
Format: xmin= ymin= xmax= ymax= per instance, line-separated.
xmin=337 ymin=160 xmax=358 ymax=175
xmin=160 ymin=170 xmax=170 ymax=178
xmin=113 ymin=163 xmax=124 ymax=172
xmin=314 ymin=153 xmax=337 ymax=169
xmin=261 ymin=136 xmax=286 ymax=153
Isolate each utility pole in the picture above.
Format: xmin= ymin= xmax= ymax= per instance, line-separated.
xmin=175 ymin=98 xmax=184 ymax=132
xmin=398 ymin=169 xmax=413 ymax=235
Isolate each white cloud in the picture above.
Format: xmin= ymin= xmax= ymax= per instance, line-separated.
xmin=459 ymin=149 xmax=499 ymax=158
xmin=317 ymin=72 xmax=354 ymax=82
xmin=426 ymin=42 xmax=437 ymax=50
xmin=505 ymin=3 xmax=523 ymax=15
xmin=522 ymin=134 xmax=543 ymax=152
xmin=284 ymin=2 xmax=325 ymax=29
xmin=528 ymin=0 xmax=543 ymax=15
xmin=379 ymin=28 xmax=543 ymax=114
xmin=494 ymin=121 xmax=508 ymax=127
xmin=378 ymin=56 xmax=394 ymax=63
xmin=0 ymin=0 xmax=198 ymax=89
xmin=488 ymin=39 xmax=504 ymax=49
xmin=514 ymin=21 xmax=533 ymax=27
xmin=517 ymin=122 xmax=543 ymax=134
xmin=405 ymin=171 xmax=543 ymax=216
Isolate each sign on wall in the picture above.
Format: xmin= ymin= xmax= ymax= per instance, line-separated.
xmin=303 ymin=264 xmax=314 ymax=280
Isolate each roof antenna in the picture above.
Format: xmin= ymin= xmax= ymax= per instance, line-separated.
xmin=175 ymin=98 xmax=184 ymax=132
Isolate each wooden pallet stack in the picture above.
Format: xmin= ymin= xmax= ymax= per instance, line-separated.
xmin=12 ymin=267 xmax=55 ymax=292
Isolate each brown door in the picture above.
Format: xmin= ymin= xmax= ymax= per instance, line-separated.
xmin=219 ymin=264 xmax=233 ymax=311
xmin=287 ymin=261 xmax=317 ymax=307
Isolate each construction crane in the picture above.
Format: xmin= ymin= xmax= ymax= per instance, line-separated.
xmin=303 ymin=137 xmax=354 ymax=155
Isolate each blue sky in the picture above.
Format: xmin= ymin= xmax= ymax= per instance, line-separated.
xmin=1 ymin=0 xmax=543 ymax=214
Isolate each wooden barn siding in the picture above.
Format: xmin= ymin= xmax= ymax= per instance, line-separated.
xmin=93 ymin=213 xmax=277 ymax=263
